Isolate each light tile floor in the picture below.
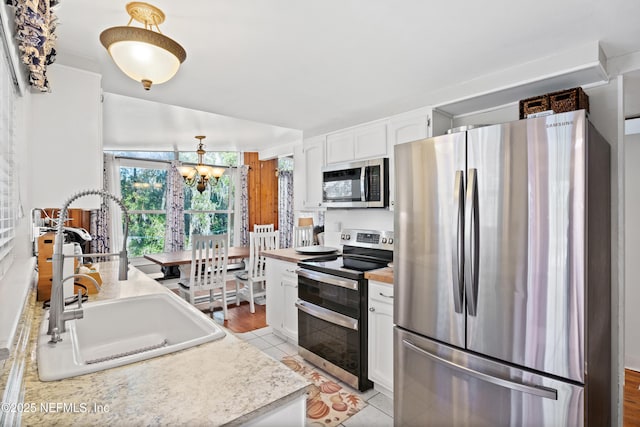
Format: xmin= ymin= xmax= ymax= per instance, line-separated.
xmin=234 ymin=326 xmax=394 ymax=427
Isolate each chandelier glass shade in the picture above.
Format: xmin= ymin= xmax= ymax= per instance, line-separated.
xmin=99 ymin=2 xmax=186 ymax=90
xmin=178 ymin=136 xmax=225 ymax=194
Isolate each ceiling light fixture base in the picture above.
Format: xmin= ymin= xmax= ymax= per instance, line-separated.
xmin=126 ymin=2 xmax=166 ymax=27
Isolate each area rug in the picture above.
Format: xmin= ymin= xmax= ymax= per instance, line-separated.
xmin=281 ymin=355 xmax=367 ymax=427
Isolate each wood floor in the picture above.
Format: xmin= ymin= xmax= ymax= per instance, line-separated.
xmin=170 ymin=286 xmax=267 ymax=334
xmin=211 ymin=302 xmax=267 ymax=333
xmin=626 ymin=369 xmax=640 ymax=426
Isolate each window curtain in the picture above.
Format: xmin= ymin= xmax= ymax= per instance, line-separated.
xmin=239 ymin=165 xmax=249 ymax=246
xmin=278 ymin=169 xmax=294 ymax=248
xmin=7 ymin=0 xmax=58 ymax=92
xmin=90 ymin=153 xmax=122 ymax=260
xmin=164 ymin=160 xmax=185 ymax=251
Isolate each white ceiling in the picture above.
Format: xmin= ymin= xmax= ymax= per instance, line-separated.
xmin=53 ymin=0 xmax=640 ymax=152
xmin=102 ymin=93 xmax=302 ymax=152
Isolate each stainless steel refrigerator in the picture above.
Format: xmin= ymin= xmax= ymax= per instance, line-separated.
xmin=393 ymin=110 xmax=611 ymax=426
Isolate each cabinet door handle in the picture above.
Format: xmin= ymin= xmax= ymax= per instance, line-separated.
xmin=369 ymin=307 xmax=375 ymax=312
xmin=379 ymin=292 xmax=394 ymax=299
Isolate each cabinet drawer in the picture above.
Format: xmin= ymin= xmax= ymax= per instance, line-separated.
xmin=369 ymin=281 xmax=394 ymax=304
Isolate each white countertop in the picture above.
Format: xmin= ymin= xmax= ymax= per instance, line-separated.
xmin=1 ymin=262 xmax=310 ymax=426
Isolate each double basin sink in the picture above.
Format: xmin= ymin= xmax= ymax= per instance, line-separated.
xmin=37 ymin=292 xmax=226 ymax=381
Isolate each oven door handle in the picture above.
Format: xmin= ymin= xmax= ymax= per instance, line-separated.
xmin=295 ymin=300 xmax=359 ymax=331
xmin=341 ymin=253 xmax=389 ymax=264
xmin=296 ymin=269 xmax=359 ymax=291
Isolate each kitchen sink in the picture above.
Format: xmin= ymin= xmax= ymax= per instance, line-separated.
xmin=37 ymin=292 xmax=226 ymax=381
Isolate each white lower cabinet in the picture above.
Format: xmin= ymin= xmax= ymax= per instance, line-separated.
xmin=368 ymin=280 xmax=394 ymax=397
xmin=266 ymin=258 xmax=298 ymax=343
xmin=243 ymin=393 xmax=306 ymax=426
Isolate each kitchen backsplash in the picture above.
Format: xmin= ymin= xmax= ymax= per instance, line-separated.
xmin=323 ymin=209 xmax=393 ymax=246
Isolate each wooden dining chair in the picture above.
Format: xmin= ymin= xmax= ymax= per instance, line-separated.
xmin=254 ymin=224 xmax=274 ymax=233
xmin=178 ymin=234 xmax=230 ymax=319
xmin=293 ymin=225 xmax=314 ymax=247
xmin=235 ymin=231 xmax=279 ymax=313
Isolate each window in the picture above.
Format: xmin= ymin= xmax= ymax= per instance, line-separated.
xmin=118 ymin=159 xmax=169 ymax=257
xmin=0 ymin=40 xmax=17 ymax=279
xmin=111 ymin=151 xmax=240 ymax=256
xmin=182 ymin=152 xmax=239 ymax=248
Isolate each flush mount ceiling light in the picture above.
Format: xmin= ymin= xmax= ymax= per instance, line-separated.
xmin=99 ymin=2 xmax=186 ymax=90
xmin=178 ymin=136 xmax=225 ymax=194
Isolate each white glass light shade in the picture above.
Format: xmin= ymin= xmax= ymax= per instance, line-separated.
xmin=210 ymin=167 xmax=225 ymax=178
xmin=177 ymin=166 xmax=197 ymax=180
xmin=195 ymin=165 xmax=214 ymax=177
xmin=100 ymin=26 xmax=186 ymax=89
xmin=109 ymin=40 xmax=179 ymax=84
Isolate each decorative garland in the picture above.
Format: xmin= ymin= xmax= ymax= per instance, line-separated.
xmin=5 ymin=0 xmax=58 ymax=92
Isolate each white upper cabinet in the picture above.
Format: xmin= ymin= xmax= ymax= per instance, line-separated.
xmin=294 ymin=108 xmax=451 ymax=211
xmin=353 ymin=122 xmax=388 ymax=159
xmin=390 ymin=113 xmax=429 ymax=146
xmin=387 ymin=109 xmax=452 ymax=210
xmin=325 ymin=131 xmax=354 ymax=164
xmin=389 ymin=107 xmax=453 ymax=146
xmin=302 ymin=136 xmax=325 ymax=208
xmin=326 ymin=121 xmax=388 ymax=165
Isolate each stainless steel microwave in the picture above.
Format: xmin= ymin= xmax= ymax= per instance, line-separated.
xmin=322 ymin=158 xmax=389 ymax=208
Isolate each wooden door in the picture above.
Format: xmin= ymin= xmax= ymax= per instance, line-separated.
xmin=244 ymin=153 xmax=278 ymax=231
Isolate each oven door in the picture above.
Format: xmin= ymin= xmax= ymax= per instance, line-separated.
xmin=297 ymin=269 xmax=360 ymax=318
xmin=296 ymin=300 xmax=362 ymax=387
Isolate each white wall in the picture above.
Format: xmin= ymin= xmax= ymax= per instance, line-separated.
xmin=29 ymin=64 xmax=103 ymax=211
xmin=324 ymin=209 xmax=393 ymax=233
xmin=451 ymin=103 xmax=519 ymax=128
xmin=625 ymin=133 xmax=640 ymax=370
xmin=322 ymin=209 xmax=393 ymax=247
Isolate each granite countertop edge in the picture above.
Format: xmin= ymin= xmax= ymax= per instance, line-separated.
xmin=1 ymin=262 xmax=310 ymax=426
xmin=364 ymin=267 xmax=394 ymax=284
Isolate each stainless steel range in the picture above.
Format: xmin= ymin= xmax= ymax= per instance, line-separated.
xmin=296 ymin=228 xmax=393 ymax=391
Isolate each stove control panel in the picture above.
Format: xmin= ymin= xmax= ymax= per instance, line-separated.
xmin=340 ymin=229 xmax=394 ymax=250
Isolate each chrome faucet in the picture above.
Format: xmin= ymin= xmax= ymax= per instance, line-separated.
xmin=47 ymin=189 xmax=130 ymax=338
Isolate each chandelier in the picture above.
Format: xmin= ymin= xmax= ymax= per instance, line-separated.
xmin=99 ymin=2 xmax=187 ymax=90
xmin=178 ymin=136 xmax=225 ymax=194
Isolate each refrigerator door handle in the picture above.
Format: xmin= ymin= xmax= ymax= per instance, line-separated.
xmin=464 ymin=168 xmax=479 ymax=316
xmin=452 ymin=170 xmax=464 ymax=313
xmin=402 ymin=339 xmax=558 ymax=400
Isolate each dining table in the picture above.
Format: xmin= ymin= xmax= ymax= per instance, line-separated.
xmin=144 ymin=246 xmax=250 ymax=281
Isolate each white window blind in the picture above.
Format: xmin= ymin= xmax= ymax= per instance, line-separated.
xmin=0 ymin=39 xmax=17 ymax=280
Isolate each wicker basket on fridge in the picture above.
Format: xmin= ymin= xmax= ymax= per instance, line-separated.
xmin=519 ymin=95 xmax=550 ymax=119
xmin=548 ymin=87 xmax=589 ymax=115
